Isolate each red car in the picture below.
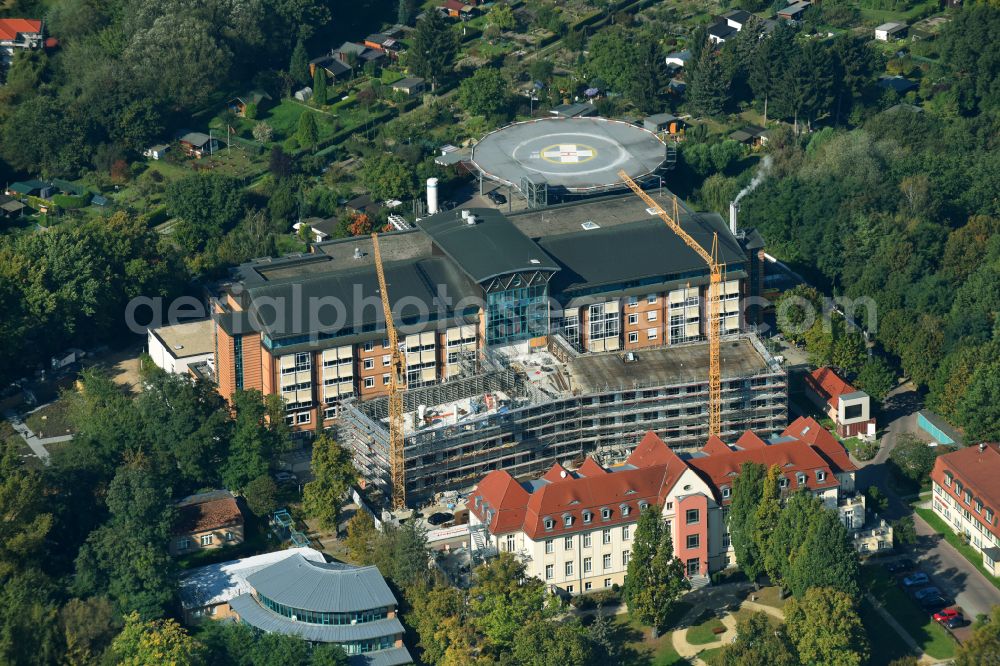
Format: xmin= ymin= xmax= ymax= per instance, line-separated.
xmin=933 ymin=608 xmax=961 ymax=623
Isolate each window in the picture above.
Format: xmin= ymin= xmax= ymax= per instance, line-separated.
xmin=566 ymin=585 xmax=574 ymax=593
xmin=200 ymin=534 xmax=213 ymax=546
xmin=585 ymin=582 xmax=592 ymax=591
xmin=602 ymin=528 xmax=611 ymax=544
xmin=564 ymin=514 xmax=573 ymax=527
xmin=686 ymin=509 xmax=700 ymax=525
xmin=665 ymin=501 xmax=673 ymax=511
xmin=722 ymin=487 xmax=731 ymax=499
xmin=544 ymin=518 xmax=554 ymax=531
xmin=620 ymin=503 xmax=631 ymax=517
xmin=965 ymin=491 xmax=973 ymax=504
xmin=628 ymin=296 xmax=638 ymax=307
xmin=647 ymin=311 xmax=657 ymax=321
xmin=603 ymin=554 xmax=612 ymax=569
xmin=565 ymin=536 xmax=573 ymax=550
xmin=382 ymin=374 xmax=390 ymax=385
xmin=817 ymin=470 xmax=826 ymax=482
xmin=687 ymin=534 xmax=700 ymax=549
xmin=363 ymin=358 xmax=374 ymax=370
xmin=628 ymin=313 xmax=638 ymax=325
xmin=622 ymin=525 xmax=630 ymax=540
xmin=545 ymin=564 xmax=553 ymax=579
xmin=779 ymin=477 xmax=789 ymax=489
xmin=601 ymin=508 xmax=611 ymax=520
xmin=177 ymin=538 xmax=191 ymax=551
xmin=225 ymin=531 xmax=234 ymax=542
xmin=363 ymin=341 xmax=374 ymax=352
xmin=628 ymin=332 xmax=638 ymax=344
xmin=583 ymin=532 xmax=592 ymax=548
xmin=647 ymin=328 xmax=658 ymax=340
xmin=844 ymin=404 xmax=863 ymax=420
xmin=944 ymin=472 xmax=952 ymax=487
xmin=364 ymin=377 xmax=375 ymax=388
xmin=583 ymin=557 xmax=593 ymax=574
xmin=976 ymin=500 xmax=983 ymax=513
xmin=506 ymin=534 xmax=515 ymax=552
xmin=583 ymin=511 xmax=592 ymax=524
xmin=622 ymin=551 xmax=630 ymax=566
xmin=545 ymin=539 xmax=554 ymax=554
xmin=988 ymin=509 xmax=995 ymax=523
xmin=646 ymin=294 xmax=656 ymax=304
xmin=382 ymin=355 xmax=390 ymax=366
xmin=565 ymin=561 xmax=573 ymax=576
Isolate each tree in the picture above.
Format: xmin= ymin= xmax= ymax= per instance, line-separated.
xmin=410 ymin=10 xmax=458 ymax=91
xmin=297 ymin=111 xmax=319 ymax=150
xmin=0 ymin=440 xmax=53 ymax=578
xmin=222 ymin=390 xmax=285 ymax=493
xmin=856 ymin=356 xmax=896 ymax=402
xmin=892 ymin=515 xmax=918 ymax=548
xmin=687 ymin=49 xmax=730 ymax=117
xmin=729 ymin=462 xmax=766 ymax=583
xmin=313 ymin=66 xmax=328 ymax=106
xmin=0 ymin=571 xmax=63 ymax=666
xmin=165 ymin=174 xmax=245 ymax=252
xmin=509 ymin=619 xmax=596 ymax=666
xmin=488 ymin=3 xmax=516 ymax=31
xmin=955 ymin=604 xmax=1000 ymax=666
xmin=253 ymin=121 xmax=274 ymax=144
xmin=244 ymin=475 xmax=279 ymax=518
xmin=718 ymin=610 xmax=798 ymax=666
xmin=290 ymin=37 xmax=309 ymax=85
xmin=302 ymin=434 xmax=357 ymax=530
xmin=398 ymin=0 xmax=418 ymax=26
xmin=269 ymin=145 xmax=293 ymax=179
xmin=786 ymin=509 xmax=860 ymax=598
xmin=112 ymin=612 xmax=205 ymax=666
xmin=60 ymin=596 xmax=120 ymax=666
xmin=832 ymin=329 xmax=867 ymax=375
xmin=623 ymin=505 xmax=689 ymax=632
xmin=774 ymin=285 xmax=824 ymax=343
xmin=345 ymin=510 xmax=380 ymax=564
xmin=459 ymin=67 xmax=510 ymax=119
xmin=754 ymin=465 xmax=783 ymax=584
xmin=359 ymin=152 xmax=416 ymax=201
xmin=786 ymin=587 xmax=868 ymax=666
xmin=410 ymin=583 xmax=466 ymax=665
xmin=888 ymin=433 xmax=940 ymax=485
xmin=956 ymin=361 xmax=1000 ymax=443
xmin=469 ymin=552 xmax=553 ymax=654
xmin=767 ymin=491 xmax=823 ymax=590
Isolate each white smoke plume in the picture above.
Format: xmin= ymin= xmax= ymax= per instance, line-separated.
xmin=733 ymin=154 xmax=773 ymax=206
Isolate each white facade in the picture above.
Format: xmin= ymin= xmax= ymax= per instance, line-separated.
xmin=147 ymin=319 xmax=215 ymax=375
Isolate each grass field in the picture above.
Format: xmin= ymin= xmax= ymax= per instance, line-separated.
xmin=685 ymin=612 xmax=725 ymax=645
xmin=751 ymin=586 xmax=790 ymax=610
xmin=607 ymin=602 xmax=694 ymax=666
xmin=915 ymin=507 xmax=1000 ymax=592
xmin=859 ymin=598 xmax=916 ymax=665
xmin=863 ymin=564 xmax=956 ymax=660
xmin=25 ymin=398 xmax=76 ymax=438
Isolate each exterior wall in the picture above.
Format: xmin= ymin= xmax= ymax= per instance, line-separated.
xmin=184 ymin=601 xmax=238 ymax=624
xmin=170 ymin=523 xmax=245 ymax=556
xmin=676 ymin=494 xmax=710 ymax=576
xmin=216 ymin=326 xmax=237 ymax=400
xmin=838 ymin=418 xmax=876 ymax=440
xmin=357 ymin=339 xmax=392 ymax=399
xmin=623 ymin=294 xmax=667 ymax=350
xmin=147 ymin=329 xmax=212 ymax=375
xmin=837 ymin=394 xmax=871 ymax=427
xmin=932 ymin=480 xmax=1000 ymax=574
xmin=522 ymin=522 xmax=638 ymax=594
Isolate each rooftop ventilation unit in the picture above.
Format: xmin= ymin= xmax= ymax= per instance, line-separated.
xmin=353 ymin=247 xmax=363 ymax=259
xmin=581 ymin=220 xmax=600 ymax=230
xmin=461 ymin=210 xmax=477 ymax=225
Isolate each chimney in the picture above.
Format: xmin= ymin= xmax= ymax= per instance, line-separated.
xmin=981 ymin=442 xmax=986 ymax=453
xmin=426 ymin=177 xmax=439 ymax=215
xmin=729 ymin=202 xmax=738 ymax=235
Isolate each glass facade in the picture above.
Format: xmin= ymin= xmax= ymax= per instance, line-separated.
xmin=485 ymin=283 xmax=548 ymax=345
xmin=233 ymin=335 xmax=244 ymax=390
xmin=258 ymin=594 xmax=388 ymax=626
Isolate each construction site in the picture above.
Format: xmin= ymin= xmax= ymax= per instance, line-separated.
xmin=338 ymin=332 xmax=787 ymax=506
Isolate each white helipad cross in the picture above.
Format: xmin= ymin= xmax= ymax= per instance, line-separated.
xmin=541 ymin=144 xmax=595 ymax=163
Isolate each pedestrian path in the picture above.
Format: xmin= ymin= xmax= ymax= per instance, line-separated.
xmin=671 ymin=598 xmax=785 ymax=665
xmin=4 ymin=411 xmax=72 ymax=463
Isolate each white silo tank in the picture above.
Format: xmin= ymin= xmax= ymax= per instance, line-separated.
xmin=426 ymin=178 xmax=439 ymax=215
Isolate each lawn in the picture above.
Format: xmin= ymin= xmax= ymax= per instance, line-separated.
xmin=607 ymin=603 xmax=694 ymax=666
xmin=862 ymin=564 xmax=956 ymax=660
xmin=750 ymin=586 xmax=789 ymax=610
xmin=685 ymin=611 xmax=725 ymax=645
xmin=25 ymin=398 xmax=76 ymax=438
xmin=859 ymin=598 xmax=916 ymax=665
xmin=699 ymin=647 xmax=724 ymax=665
xmin=915 ymin=506 xmax=1000 ymax=592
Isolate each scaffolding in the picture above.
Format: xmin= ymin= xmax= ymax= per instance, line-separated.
xmin=338 ymin=334 xmax=788 ymax=507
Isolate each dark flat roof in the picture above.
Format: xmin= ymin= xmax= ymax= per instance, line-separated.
xmin=417 ymin=208 xmax=559 ymax=283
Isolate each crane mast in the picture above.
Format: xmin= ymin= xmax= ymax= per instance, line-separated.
xmin=618 ymin=171 xmax=725 ymax=437
xmin=371 ymin=233 xmax=407 ymax=510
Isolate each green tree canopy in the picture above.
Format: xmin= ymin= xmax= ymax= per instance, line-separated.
xmin=623 ymin=504 xmax=689 ymax=631
xmin=410 ymin=10 xmax=458 ymax=90
xmin=786 ymin=587 xmax=868 ymax=666
xmin=469 ymin=552 xmax=554 ymax=654
xmin=302 ymin=434 xmax=357 ymax=529
xmin=718 ymin=610 xmax=798 ymax=666
xmin=459 ymin=67 xmax=510 ymax=119
xmin=112 ymin=612 xmax=205 ymax=666
xmin=166 ymin=174 xmax=246 ymax=253
xmin=729 ymin=462 xmax=766 ymax=582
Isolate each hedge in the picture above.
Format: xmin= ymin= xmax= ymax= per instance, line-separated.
xmin=52 ymin=194 xmax=90 ymax=209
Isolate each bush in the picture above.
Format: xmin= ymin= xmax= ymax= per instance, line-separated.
xmin=856 ymin=440 xmax=880 ymax=461
xmin=52 ymin=194 xmax=90 ymax=209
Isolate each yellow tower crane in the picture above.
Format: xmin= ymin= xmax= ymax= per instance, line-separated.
xmin=618 ymin=171 xmax=725 ymax=437
xmin=371 ymin=232 xmax=407 ymax=510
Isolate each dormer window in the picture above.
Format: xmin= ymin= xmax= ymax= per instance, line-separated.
xmin=797 ymin=473 xmax=807 ymax=486
xmin=988 ymin=509 xmax=995 ymax=523
xmin=583 ymin=511 xmax=592 ymax=523
xmin=544 ymin=517 xmax=554 ymax=531
xmin=601 ymin=508 xmax=612 ymax=520
xmin=639 ymin=501 xmax=649 ymax=511
xmin=620 ymin=504 xmax=630 ymax=516
xmin=779 ymin=477 xmax=789 ymax=489
xmin=722 ymin=486 xmax=731 ymax=499
xmin=475 ymin=496 xmax=481 ymax=509
xmin=944 ymin=472 xmax=952 ymax=487
xmin=976 ymin=500 xmax=983 ymax=513
xmin=817 ymin=470 xmax=826 ymax=482
xmin=563 ymin=513 xmax=573 ymax=527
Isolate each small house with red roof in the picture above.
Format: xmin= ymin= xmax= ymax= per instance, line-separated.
xmin=441 ymin=0 xmax=477 ymax=19
xmin=0 ymin=19 xmax=43 ymax=65
xmin=171 ymin=490 xmax=245 ymax=556
xmin=468 ymin=418 xmax=880 ymax=594
xmin=804 ymin=366 xmax=875 ymax=440
xmin=931 ymin=442 xmax=1000 ymax=576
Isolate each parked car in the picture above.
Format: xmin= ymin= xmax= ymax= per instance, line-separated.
xmin=944 ymin=615 xmax=965 ymax=629
xmin=933 ymin=608 xmax=962 ymax=624
xmin=273 ymin=471 xmax=298 ymax=484
xmin=914 ymin=586 xmax=942 ymax=601
xmin=487 ymin=190 xmax=507 ymax=205
xmin=427 ymin=512 xmax=453 ymax=526
xmin=886 ymin=558 xmax=914 ymax=574
xmin=902 ymin=572 xmax=929 ymax=587
xmin=919 ymin=594 xmax=950 ymax=611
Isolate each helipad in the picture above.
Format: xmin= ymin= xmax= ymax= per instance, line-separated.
xmin=470 ymin=117 xmax=666 ymax=194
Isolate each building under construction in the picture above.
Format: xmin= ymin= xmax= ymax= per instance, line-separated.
xmin=339 ymin=333 xmax=786 ymax=505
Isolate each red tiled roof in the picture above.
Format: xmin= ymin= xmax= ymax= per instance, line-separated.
xmin=735 ymin=431 xmax=768 ymax=450
xmin=932 ymin=443 xmax=1000 ymax=539
xmin=172 ymin=495 xmax=243 ymax=535
xmin=785 ymin=416 xmax=857 ymax=473
xmin=687 ymin=438 xmax=840 ymax=500
xmin=627 ymin=431 xmax=682 ymax=467
xmin=0 ymin=19 xmax=42 ymax=41
xmin=442 ymin=0 xmax=470 ymax=10
xmin=542 ymin=462 xmax=570 ymax=483
xmin=469 ymin=469 xmax=529 ymax=533
xmin=805 ymin=366 xmax=859 ymax=408
xmin=701 ymin=435 xmax=732 ymax=455
xmin=577 ymin=457 xmax=608 ymax=477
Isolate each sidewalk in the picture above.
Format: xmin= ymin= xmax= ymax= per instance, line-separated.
xmin=671 ymin=597 xmax=786 ymax=665
xmin=4 ymin=411 xmax=72 ymax=464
